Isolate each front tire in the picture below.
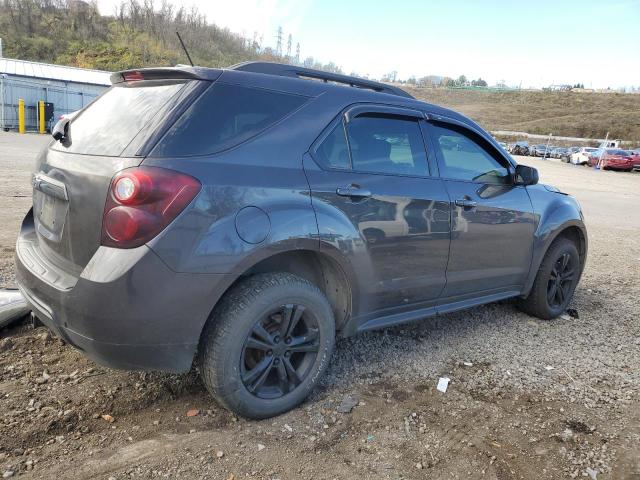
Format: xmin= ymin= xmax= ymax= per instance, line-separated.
xmin=517 ymin=238 xmax=581 ymax=320
xmin=198 ymin=273 xmax=335 ymax=419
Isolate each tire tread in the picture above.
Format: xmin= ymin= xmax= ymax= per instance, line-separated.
xmin=517 ymin=237 xmax=579 ymax=320
xmin=198 ymin=272 xmax=334 ymax=418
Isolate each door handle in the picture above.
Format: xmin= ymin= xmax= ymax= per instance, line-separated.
xmin=454 ymin=198 xmax=477 ymax=208
xmin=336 ymin=185 xmax=372 ymax=199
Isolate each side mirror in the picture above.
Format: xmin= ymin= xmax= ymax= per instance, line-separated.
xmin=514 ymin=164 xmax=539 ymax=186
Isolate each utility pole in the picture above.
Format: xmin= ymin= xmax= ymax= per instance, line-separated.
xmin=286 ymin=34 xmax=292 ymax=59
xmin=544 ymin=133 xmax=552 ymax=159
xmin=597 ymin=132 xmax=609 ymax=170
xmin=275 ymin=26 xmax=283 ymax=57
xmin=295 ymin=43 xmax=300 ymax=64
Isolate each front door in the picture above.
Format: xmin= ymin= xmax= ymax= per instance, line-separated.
xmin=425 ymin=119 xmax=536 ymax=301
xmin=304 ymin=106 xmax=451 ymax=318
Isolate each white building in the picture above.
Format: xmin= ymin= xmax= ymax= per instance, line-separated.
xmin=0 ymin=58 xmax=110 ymax=132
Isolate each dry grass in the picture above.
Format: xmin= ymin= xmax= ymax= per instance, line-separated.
xmin=404 ymin=87 xmax=640 ymax=143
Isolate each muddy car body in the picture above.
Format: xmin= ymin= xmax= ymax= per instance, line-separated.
xmin=16 ymin=62 xmax=587 ymax=418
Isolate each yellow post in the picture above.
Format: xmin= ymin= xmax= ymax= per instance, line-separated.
xmin=18 ymin=98 xmax=25 ymax=134
xmin=38 ymin=101 xmax=45 ymax=134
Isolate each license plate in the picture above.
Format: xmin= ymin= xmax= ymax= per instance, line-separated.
xmin=39 ymin=193 xmax=57 ymax=230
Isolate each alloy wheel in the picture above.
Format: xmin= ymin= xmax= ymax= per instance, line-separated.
xmin=547 ymin=252 xmax=575 ymax=308
xmin=240 ymin=303 xmax=320 ymax=399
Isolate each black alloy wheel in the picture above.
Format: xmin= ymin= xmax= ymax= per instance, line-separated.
xmin=547 ymin=252 xmax=576 ymax=309
xmin=516 ymin=237 xmax=581 ymax=320
xmin=241 ymin=303 xmax=320 ymax=399
xmin=198 ymin=272 xmax=335 ymax=419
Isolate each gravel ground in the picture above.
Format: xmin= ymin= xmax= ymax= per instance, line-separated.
xmin=0 ymin=133 xmax=638 ymax=479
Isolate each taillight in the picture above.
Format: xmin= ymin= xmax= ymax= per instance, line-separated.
xmin=101 ymin=167 xmax=201 ymax=248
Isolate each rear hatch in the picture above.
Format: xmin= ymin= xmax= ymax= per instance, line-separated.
xmin=31 ymin=72 xmax=210 ymax=274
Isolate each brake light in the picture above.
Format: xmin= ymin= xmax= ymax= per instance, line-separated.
xmin=101 ymin=167 xmax=201 ymax=248
xmin=123 ymin=71 xmax=144 ymax=82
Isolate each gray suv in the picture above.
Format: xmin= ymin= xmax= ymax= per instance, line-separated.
xmin=15 ymin=62 xmax=587 ymax=418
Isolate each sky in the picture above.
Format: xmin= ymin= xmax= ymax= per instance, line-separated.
xmin=96 ymin=0 xmax=640 ymax=89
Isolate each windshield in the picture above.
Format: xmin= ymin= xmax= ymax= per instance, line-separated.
xmin=52 ymin=80 xmax=188 ymax=156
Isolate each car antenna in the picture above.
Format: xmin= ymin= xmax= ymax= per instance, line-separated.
xmin=176 ymin=31 xmax=194 ymax=67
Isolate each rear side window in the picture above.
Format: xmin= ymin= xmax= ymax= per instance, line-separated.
xmin=152 ymin=83 xmax=308 ymax=157
xmin=346 ymin=115 xmax=428 ymax=176
xmin=314 ymin=122 xmax=351 ymax=169
xmin=52 ymin=81 xmax=187 ymax=156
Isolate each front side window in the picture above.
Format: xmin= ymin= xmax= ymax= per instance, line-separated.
xmin=152 ymin=83 xmax=308 ymax=157
xmin=345 ymin=114 xmax=428 ymax=176
xmin=429 ymin=122 xmax=511 ymax=184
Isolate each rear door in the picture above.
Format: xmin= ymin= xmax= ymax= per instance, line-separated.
xmin=424 ymin=118 xmax=535 ymax=301
xmin=32 ymin=77 xmax=202 ymax=272
xmin=304 ymin=105 xmax=451 ymax=317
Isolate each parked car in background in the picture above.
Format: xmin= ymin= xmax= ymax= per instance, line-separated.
xmin=571 ymin=147 xmax=597 ymax=165
xmin=14 ymin=62 xmax=588 ymax=419
xmin=508 ymin=141 xmax=529 ymax=156
xmin=530 ymin=144 xmax=551 ymax=157
xmin=598 ymin=139 xmax=622 ymax=149
xmin=626 ymin=149 xmax=640 ymax=170
xmin=553 ymin=147 xmax=569 ymax=160
xmin=559 ymin=147 xmax=577 ymax=163
xmin=587 ymin=149 xmax=635 ymax=171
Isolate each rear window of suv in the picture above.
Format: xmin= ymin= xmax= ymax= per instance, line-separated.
xmin=151 ymin=83 xmax=308 ymax=157
xmin=52 ymin=81 xmax=187 ymax=157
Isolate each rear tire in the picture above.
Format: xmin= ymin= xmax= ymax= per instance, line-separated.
xmin=517 ymin=238 xmax=581 ymax=320
xmin=198 ymin=273 xmax=335 ymax=419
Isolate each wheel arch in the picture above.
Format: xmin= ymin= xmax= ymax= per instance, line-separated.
xmin=200 ymin=245 xmax=357 ymax=345
xmin=522 ymin=219 xmax=587 ymax=298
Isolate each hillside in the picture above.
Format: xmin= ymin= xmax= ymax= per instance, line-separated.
xmin=2 ymin=1 xmax=638 ymax=142
xmin=0 ymin=0 xmax=338 ymax=72
xmin=405 ymin=87 xmax=640 ymax=142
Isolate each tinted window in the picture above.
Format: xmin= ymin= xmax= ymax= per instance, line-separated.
xmin=346 ymin=115 xmax=428 ymax=176
xmin=153 ymin=83 xmax=307 ymax=156
xmin=315 ymin=121 xmax=350 ymax=169
xmin=53 ymin=81 xmax=187 ymax=156
xmin=430 ymin=122 xmax=511 ymax=184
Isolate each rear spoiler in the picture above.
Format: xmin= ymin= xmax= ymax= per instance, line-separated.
xmin=111 ymin=67 xmax=222 ymax=84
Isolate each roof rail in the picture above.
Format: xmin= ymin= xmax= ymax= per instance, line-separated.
xmin=229 ymin=61 xmax=414 ymax=99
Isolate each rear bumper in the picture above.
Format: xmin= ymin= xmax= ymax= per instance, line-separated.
xmin=15 ymin=212 xmax=232 ymax=373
